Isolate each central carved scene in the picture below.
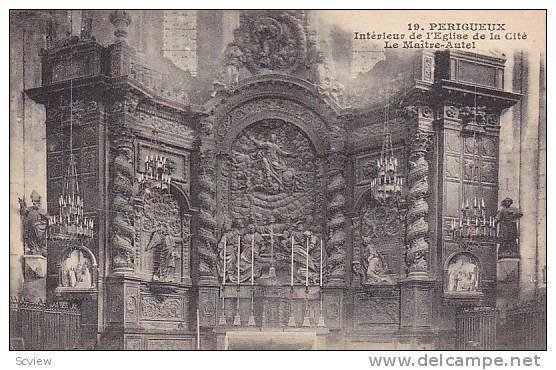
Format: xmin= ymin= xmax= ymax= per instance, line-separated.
xmin=217 ymin=119 xmax=324 ymax=286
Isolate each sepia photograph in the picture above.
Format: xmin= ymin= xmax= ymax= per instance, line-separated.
xmin=7 ymin=7 xmax=547 ymax=356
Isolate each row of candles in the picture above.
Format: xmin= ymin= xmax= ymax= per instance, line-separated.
xmin=449 ymin=196 xmax=497 ymax=239
xmin=51 ymin=193 xmax=94 ymax=237
xmin=221 ymin=234 xmax=324 ymax=287
xmin=138 ymin=155 xmax=172 ymax=185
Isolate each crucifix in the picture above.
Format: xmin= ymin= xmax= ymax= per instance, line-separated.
xmin=260 ymin=223 xmax=285 ymax=279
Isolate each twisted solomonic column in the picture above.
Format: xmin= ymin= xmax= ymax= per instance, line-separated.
xmin=197 ymin=118 xmax=218 ymax=284
xmin=110 ymin=119 xmax=136 ymax=272
xmin=405 ymin=131 xmax=433 ymax=275
xmin=326 ymin=152 xmax=347 ymax=285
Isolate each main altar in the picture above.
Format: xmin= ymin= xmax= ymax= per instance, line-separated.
xmin=25 ymin=10 xmax=520 ymax=349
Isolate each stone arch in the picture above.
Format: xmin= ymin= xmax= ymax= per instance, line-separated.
xmin=211 ymin=75 xmax=340 ymax=157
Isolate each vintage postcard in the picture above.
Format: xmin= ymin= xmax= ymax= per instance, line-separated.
xmin=9 ymin=9 xmax=546 ymax=354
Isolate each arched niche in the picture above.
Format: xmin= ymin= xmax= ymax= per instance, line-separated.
xmin=134 ymin=182 xmax=193 ymax=285
xmin=56 ymin=245 xmax=98 ymax=292
xmin=444 ymin=252 xmax=482 ymax=295
xmin=351 ymin=189 xmax=403 ymax=285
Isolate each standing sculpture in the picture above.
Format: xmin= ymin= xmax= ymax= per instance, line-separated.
xmin=18 ymin=190 xmax=48 ymax=256
xmin=223 ymin=42 xmax=244 ymax=85
xmin=495 ymin=197 xmax=523 ymax=258
xmin=145 ymin=229 xmax=179 ymax=282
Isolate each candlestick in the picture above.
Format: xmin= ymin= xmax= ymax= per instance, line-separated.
xmin=237 ymin=235 xmax=241 ymax=286
xmin=196 ymin=308 xmax=200 ymax=350
xmin=222 ymin=236 xmax=227 ymax=285
xmin=291 ymin=235 xmax=294 ymax=287
xmin=305 ymin=235 xmax=309 ymax=287
xmin=251 ymin=234 xmax=255 ymax=286
xmin=320 ymin=238 xmax=323 ymax=287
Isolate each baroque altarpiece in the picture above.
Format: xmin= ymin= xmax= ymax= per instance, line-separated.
xmin=24 ymin=10 xmax=520 ymax=350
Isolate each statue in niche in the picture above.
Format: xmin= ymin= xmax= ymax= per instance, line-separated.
xmin=141 ymin=190 xmax=183 ymax=283
xmin=354 ymin=236 xmax=392 ymax=285
xmin=446 ymin=254 xmax=479 ymax=293
xmin=145 ymin=229 xmax=178 ymax=282
xmin=247 ymin=133 xmax=296 ymax=190
xmin=495 ymin=197 xmax=523 ymax=258
xmin=18 ymin=190 xmax=48 ymax=256
xmin=60 ymin=249 xmax=94 ymax=289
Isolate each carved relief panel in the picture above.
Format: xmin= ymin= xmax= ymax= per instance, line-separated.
xmin=136 ymin=188 xmax=191 ymax=283
xmin=216 ymin=118 xmax=325 ymax=285
xmin=352 ymin=194 xmax=403 ymax=285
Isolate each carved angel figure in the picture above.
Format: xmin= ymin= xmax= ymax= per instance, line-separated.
xmin=248 ymin=133 xmax=295 ymax=189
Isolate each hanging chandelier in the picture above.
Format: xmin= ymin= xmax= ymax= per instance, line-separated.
xmin=450 ymin=196 xmax=496 ymax=247
xmin=48 ymin=61 xmax=94 ymax=239
xmin=449 ymin=70 xmax=496 ymax=248
xmin=137 ymin=154 xmax=172 ymax=189
xmin=370 ymin=86 xmax=403 ymax=203
xmin=137 ymin=129 xmax=173 ymax=190
xmin=49 ymin=156 xmax=94 ymax=239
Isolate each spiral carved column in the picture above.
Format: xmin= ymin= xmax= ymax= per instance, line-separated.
xmin=197 ymin=119 xmax=218 ymax=285
xmin=109 ymin=103 xmax=136 ymax=273
xmin=326 ymin=152 xmax=347 ymax=286
xmin=405 ymin=131 xmax=434 ymax=275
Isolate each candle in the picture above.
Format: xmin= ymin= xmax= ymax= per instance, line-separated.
xmin=251 ymin=234 xmax=255 ymax=286
xmin=291 ymin=235 xmax=294 ymax=287
xmin=222 ymin=236 xmax=227 ymax=285
xmin=196 ymin=308 xmax=200 ymax=350
xmin=481 ymin=197 xmax=485 ymax=208
xmin=237 ymin=235 xmax=241 ymax=286
xmin=465 ymin=198 xmax=469 ymax=208
xmin=320 ymin=238 xmax=323 ymax=287
xmin=305 ymin=235 xmax=309 ymax=287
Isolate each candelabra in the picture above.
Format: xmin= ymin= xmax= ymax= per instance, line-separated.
xmin=49 ymin=157 xmax=95 ymax=239
xmin=370 ymin=131 xmax=403 ymax=203
xmin=138 ymin=154 xmax=172 ymax=189
xmin=450 ymin=196 xmax=496 ymax=247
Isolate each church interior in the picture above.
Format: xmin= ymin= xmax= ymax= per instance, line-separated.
xmin=9 ymin=10 xmax=546 ymax=350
